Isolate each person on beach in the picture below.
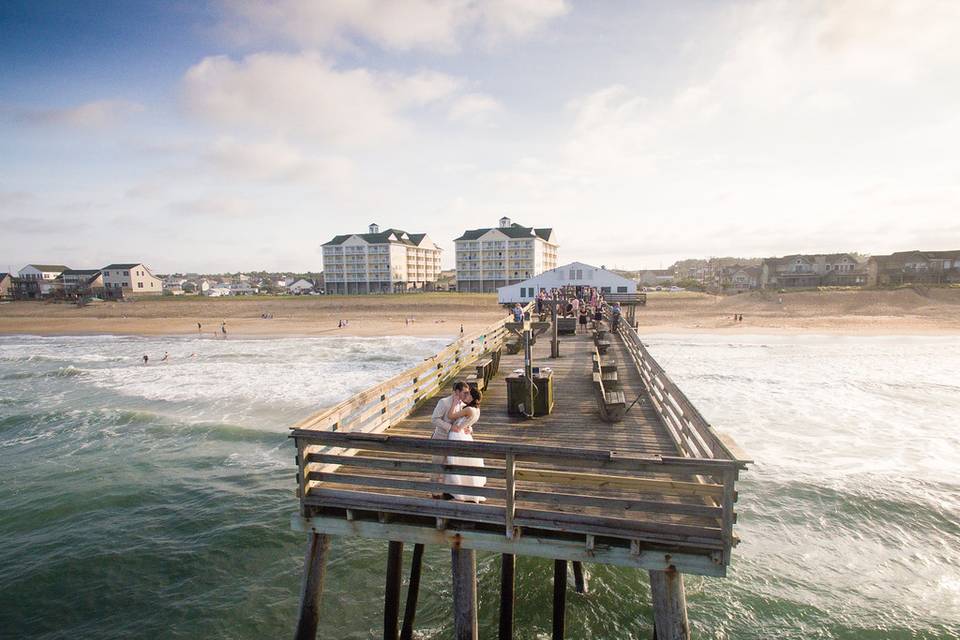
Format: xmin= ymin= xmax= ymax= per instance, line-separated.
xmin=443 ymin=387 xmax=486 ymax=503
xmin=221 ymin=323 xmax=227 ymax=338
xmin=197 ymin=322 xmax=202 ymax=333
xmin=142 ymin=354 xmax=148 ymax=365
xmin=430 ymin=382 xmax=472 ymax=494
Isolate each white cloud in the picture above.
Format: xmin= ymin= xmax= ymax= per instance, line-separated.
xmin=20 ymin=99 xmax=144 ymax=128
xmin=447 ymin=93 xmax=502 ymax=124
xmin=219 ymin=0 xmax=568 ymax=52
xmin=201 ymin=137 xmax=354 ymax=184
xmin=182 ymin=52 xmax=461 ymax=146
xmin=168 ymin=196 xmax=260 ymax=218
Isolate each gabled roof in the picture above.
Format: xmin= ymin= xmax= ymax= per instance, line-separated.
xmin=323 ymin=228 xmax=430 ymax=247
xmin=873 ymin=249 xmax=960 ymax=262
xmin=455 ymin=223 xmax=554 ymax=242
xmin=102 ymin=263 xmax=143 ymax=270
xmin=23 ymin=264 xmax=70 ymax=272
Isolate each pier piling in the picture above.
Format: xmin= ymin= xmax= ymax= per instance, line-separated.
xmin=399 ymin=543 xmax=424 ymax=640
xmin=499 ymin=553 xmax=515 ymax=640
xmin=648 ymin=568 xmax=690 ymax=640
xmin=384 ymin=541 xmax=404 ymax=640
xmin=572 ymin=561 xmax=588 ymax=594
xmin=294 ymin=532 xmax=330 ymax=640
xmin=451 ymin=547 xmax=478 ymax=640
xmin=553 ymin=559 xmax=567 ymax=639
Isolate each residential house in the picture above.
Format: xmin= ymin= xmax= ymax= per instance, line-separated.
xmin=18 ymin=264 xmax=70 ymax=296
xmin=638 ymin=269 xmax=675 ymax=287
xmin=0 ymin=273 xmax=12 ymax=300
xmin=867 ymin=250 xmax=960 ymax=286
xmin=288 ymin=279 xmax=315 ymax=295
xmin=497 ymin=261 xmax=636 ymax=304
xmin=61 ymin=269 xmax=104 ymax=296
xmin=322 ymin=223 xmax=442 ymax=294
xmin=101 ymin=263 xmax=163 ymax=298
xmin=455 ymin=217 xmax=559 ymax=293
xmin=719 ymin=266 xmax=760 ymax=291
xmin=163 ymin=277 xmax=187 ymax=295
xmin=760 ymin=254 xmax=866 ymax=289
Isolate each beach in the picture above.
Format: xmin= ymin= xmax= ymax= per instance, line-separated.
xmin=1 ymin=287 xmax=959 ymax=337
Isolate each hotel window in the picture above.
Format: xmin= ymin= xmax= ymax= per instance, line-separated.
xmin=124 ymin=271 xmax=129 ymax=276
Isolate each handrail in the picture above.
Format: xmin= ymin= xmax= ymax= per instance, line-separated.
xmin=614 ymin=320 xmax=751 ymax=465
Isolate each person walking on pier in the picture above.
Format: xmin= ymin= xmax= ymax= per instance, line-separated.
xmin=429 ymin=382 xmax=471 ymax=494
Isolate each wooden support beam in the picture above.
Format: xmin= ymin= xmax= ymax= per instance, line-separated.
xmin=451 ymin=547 xmax=478 ymax=640
xmin=384 ymin=541 xmax=403 ymax=640
xmin=648 ymin=568 xmax=690 ymax=640
xmin=399 ymin=543 xmax=424 ymax=640
xmin=572 ymin=561 xmax=588 ymax=594
xmin=553 ymin=559 xmax=567 ymax=640
xmin=294 ymin=532 xmax=330 ymax=640
xmin=499 ymin=554 xmax=515 ymax=640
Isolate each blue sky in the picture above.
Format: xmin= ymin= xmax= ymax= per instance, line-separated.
xmin=2 ymin=0 xmax=959 ymax=273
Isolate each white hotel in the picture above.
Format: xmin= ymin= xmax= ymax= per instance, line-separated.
xmin=454 ymin=217 xmax=558 ymax=293
xmin=322 ymin=223 xmax=442 ymax=294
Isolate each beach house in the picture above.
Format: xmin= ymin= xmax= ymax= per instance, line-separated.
xmin=760 ymin=254 xmax=866 ymax=289
xmin=287 ymin=279 xmax=316 ymax=295
xmin=322 ymin=223 xmax=442 ymax=294
xmin=719 ymin=265 xmax=760 ymax=291
xmin=455 ymin=217 xmax=558 ymax=293
xmin=61 ymin=269 xmax=104 ymax=296
xmin=101 ymin=263 xmax=163 ymax=298
xmin=0 ymin=273 xmax=12 ymax=300
xmin=867 ymin=250 xmax=960 ymax=286
xmin=18 ymin=264 xmax=70 ymax=297
xmin=497 ymin=261 xmax=636 ymax=304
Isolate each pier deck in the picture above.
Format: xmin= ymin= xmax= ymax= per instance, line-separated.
xmin=292 ymin=310 xmax=748 ymax=578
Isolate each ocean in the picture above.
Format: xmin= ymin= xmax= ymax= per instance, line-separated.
xmin=0 ymin=333 xmax=958 ymax=639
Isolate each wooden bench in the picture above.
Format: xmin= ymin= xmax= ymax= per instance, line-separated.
xmin=592 ymin=352 xmax=617 ymax=374
xmin=489 ymin=348 xmax=502 ymax=376
xmin=556 ymin=317 xmax=577 ymax=335
xmin=593 ymin=338 xmax=610 ymax=355
xmin=473 ymin=358 xmax=495 ymax=391
xmin=591 ymin=347 xmax=625 ymax=422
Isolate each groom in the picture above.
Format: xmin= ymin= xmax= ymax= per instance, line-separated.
xmin=430 ymin=381 xmax=472 ymax=491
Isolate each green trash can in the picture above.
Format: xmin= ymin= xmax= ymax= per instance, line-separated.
xmin=505 ymin=370 xmax=554 ymax=417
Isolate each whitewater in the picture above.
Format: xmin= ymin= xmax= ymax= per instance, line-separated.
xmin=0 ymin=333 xmax=958 ymax=639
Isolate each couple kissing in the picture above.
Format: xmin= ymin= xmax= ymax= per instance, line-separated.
xmin=430 ymin=381 xmax=486 ymax=503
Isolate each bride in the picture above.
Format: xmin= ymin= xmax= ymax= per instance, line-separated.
xmin=443 ymin=387 xmax=486 ymax=503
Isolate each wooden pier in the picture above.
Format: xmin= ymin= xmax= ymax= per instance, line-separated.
xmin=290 ymin=303 xmax=749 ymax=639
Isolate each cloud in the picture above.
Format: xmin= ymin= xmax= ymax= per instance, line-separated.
xmin=167 ymin=196 xmax=260 ymax=218
xmin=201 ymin=137 xmax=354 ymax=184
xmin=182 ymin=52 xmax=461 ymax=145
xmin=447 ymin=93 xmax=501 ymax=125
xmin=18 ymin=99 xmax=144 ymax=128
xmin=218 ymin=0 xmax=568 ymax=52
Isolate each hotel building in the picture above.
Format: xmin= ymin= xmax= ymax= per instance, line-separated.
xmin=322 ymin=223 xmax=442 ymax=294
xmin=454 ymin=217 xmax=558 ymax=293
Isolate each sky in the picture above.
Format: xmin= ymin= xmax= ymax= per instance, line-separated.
xmin=1 ymin=0 xmax=959 ymax=274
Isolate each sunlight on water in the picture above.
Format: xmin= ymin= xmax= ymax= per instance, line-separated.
xmin=1 ymin=333 xmax=958 ymax=639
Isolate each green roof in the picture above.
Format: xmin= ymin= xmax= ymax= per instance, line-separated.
xmin=323 ymin=229 xmax=432 ymax=247
xmin=454 ymin=223 xmax=554 ymax=242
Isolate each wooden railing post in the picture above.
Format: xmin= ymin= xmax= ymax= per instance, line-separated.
xmin=505 ymin=453 xmax=516 ymax=539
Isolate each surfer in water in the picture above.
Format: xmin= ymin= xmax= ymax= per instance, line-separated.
xmin=142 ymin=354 xmax=149 ymax=365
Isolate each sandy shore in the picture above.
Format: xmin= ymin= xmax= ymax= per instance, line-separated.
xmin=1 ymin=288 xmax=959 ymax=338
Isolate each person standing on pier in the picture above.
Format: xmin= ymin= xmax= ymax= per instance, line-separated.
xmin=429 ymin=382 xmax=471 ymax=494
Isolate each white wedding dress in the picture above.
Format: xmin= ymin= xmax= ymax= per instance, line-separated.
xmin=444 ymin=407 xmax=486 ymax=503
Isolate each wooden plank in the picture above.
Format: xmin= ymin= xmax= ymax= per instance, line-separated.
xmin=513 ymin=468 xmax=724 ymax=498
xmin=291 ymin=515 xmax=726 ymax=577
xmin=307 ymin=452 xmax=508 ymax=480
xmin=307 ymin=471 xmax=505 ymax=501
